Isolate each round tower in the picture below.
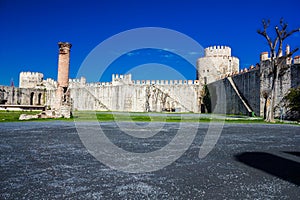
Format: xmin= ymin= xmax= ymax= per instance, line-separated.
xmin=197 ymin=45 xmax=239 ymax=84
xmin=57 ymin=42 xmax=72 ymax=87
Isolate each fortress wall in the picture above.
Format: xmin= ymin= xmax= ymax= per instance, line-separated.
xmin=260 ymin=61 xmax=300 ymax=117
xmin=207 ymin=69 xmax=260 ymax=116
xmin=45 ymin=89 xmax=57 ymax=109
xmin=0 ymin=86 xmax=46 ymax=106
xmin=70 ymin=85 xmax=145 ymax=111
xmin=207 ymin=61 xmax=300 ymax=118
xmin=231 ymin=69 xmax=260 ymax=115
xmin=291 ymin=64 xmax=300 ymax=88
xmin=208 ymin=79 xmax=250 ymax=115
xmin=70 ymin=83 xmax=200 ymax=112
xmin=7 ymin=43 xmax=300 ymax=117
xmin=19 ymin=72 xmax=44 ymax=88
xmin=147 ymin=84 xmax=200 ymax=112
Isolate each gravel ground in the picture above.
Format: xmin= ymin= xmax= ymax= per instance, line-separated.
xmin=0 ymin=121 xmax=299 ymax=199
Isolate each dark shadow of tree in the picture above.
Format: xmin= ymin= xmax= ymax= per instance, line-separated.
xmin=235 ymin=152 xmax=300 ymax=186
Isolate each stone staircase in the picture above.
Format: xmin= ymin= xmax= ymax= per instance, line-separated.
xmin=151 ymin=85 xmax=192 ymax=112
xmin=84 ymin=88 xmax=110 ymax=111
xmin=227 ymin=77 xmax=253 ymax=115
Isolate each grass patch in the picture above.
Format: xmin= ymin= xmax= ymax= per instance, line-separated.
xmin=96 ymin=113 xmax=114 ymax=121
xmin=73 ymin=112 xmax=266 ymax=123
xmin=130 ymin=116 xmax=152 ymax=122
xmin=0 ymin=111 xmax=40 ymax=122
xmin=75 ymin=112 xmax=154 ymax=122
xmin=166 ymin=117 xmax=182 ymax=122
xmin=0 ymin=110 xmax=75 ymax=122
xmin=1 ymin=110 xmax=296 ymax=125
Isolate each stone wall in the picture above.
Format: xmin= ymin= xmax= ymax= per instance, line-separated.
xmin=207 ymin=68 xmax=260 ymax=116
xmin=19 ymin=72 xmax=44 ymax=88
xmin=3 ymin=43 xmax=300 ymax=118
xmin=231 ymin=68 xmax=260 ymax=115
xmin=207 ymin=59 xmax=300 ymax=118
xmin=70 ymin=78 xmax=201 ymax=112
xmin=260 ymin=60 xmax=300 ymax=117
xmin=2 ymin=63 xmax=299 ymax=116
xmin=291 ymin=64 xmax=300 ymax=88
xmin=0 ymin=86 xmax=45 ymax=105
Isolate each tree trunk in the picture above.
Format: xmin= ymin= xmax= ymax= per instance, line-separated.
xmin=266 ymin=85 xmax=276 ymax=122
xmin=265 ymin=63 xmax=278 ymax=122
xmin=258 ymin=19 xmax=299 ymax=122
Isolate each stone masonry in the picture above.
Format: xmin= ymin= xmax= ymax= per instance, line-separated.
xmin=197 ymin=46 xmax=239 ymax=85
xmin=54 ymin=42 xmax=72 ymax=118
xmin=1 ymin=42 xmax=299 ymax=119
xmin=69 ymin=75 xmax=201 ymax=112
xmin=207 ymin=45 xmax=300 ymax=117
xmin=19 ymin=72 xmax=44 ymax=89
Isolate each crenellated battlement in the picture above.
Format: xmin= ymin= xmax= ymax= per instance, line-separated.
xmin=70 ymin=74 xmax=201 ymax=88
xmin=219 ymin=64 xmax=260 ymax=80
xmin=85 ymin=82 xmax=111 ymax=87
xmin=69 ymin=77 xmax=86 ymax=84
xmin=259 ymin=44 xmax=297 ymax=65
xmin=69 ymin=78 xmax=81 ymax=83
xmin=42 ymin=78 xmax=57 ymax=89
xmin=131 ymin=79 xmax=200 ymax=85
xmin=205 ymin=45 xmax=231 ymax=57
xmin=20 ymin=71 xmax=44 ymax=77
xmin=19 ymin=71 xmax=44 ymax=88
xmin=44 ymin=78 xmax=57 ymax=85
xmin=111 ymin=74 xmax=132 ymax=85
xmin=111 ymin=74 xmax=199 ymax=86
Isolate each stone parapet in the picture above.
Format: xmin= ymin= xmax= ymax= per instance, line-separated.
xmin=19 ymin=72 xmax=44 ymax=88
xmin=205 ymin=46 xmax=231 ymax=57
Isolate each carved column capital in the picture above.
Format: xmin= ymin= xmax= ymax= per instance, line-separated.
xmin=58 ymin=42 xmax=72 ymax=52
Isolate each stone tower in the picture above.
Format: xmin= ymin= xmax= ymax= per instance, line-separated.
xmin=196 ymin=46 xmax=239 ymax=85
xmin=55 ymin=42 xmax=72 ymax=118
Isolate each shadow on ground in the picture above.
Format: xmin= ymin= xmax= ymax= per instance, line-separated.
xmin=235 ymin=152 xmax=300 ymax=186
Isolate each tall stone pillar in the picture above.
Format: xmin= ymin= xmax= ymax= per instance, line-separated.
xmin=55 ymin=42 xmax=72 ymax=118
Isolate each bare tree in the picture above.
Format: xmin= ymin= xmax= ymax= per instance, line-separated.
xmin=257 ymin=18 xmax=299 ymax=122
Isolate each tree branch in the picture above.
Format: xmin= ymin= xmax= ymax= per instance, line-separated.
xmin=279 ymin=18 xmax=288 ymax=31
xmin=287 ymin=47 xmax=299 ymax=57
xmin=283 ymin=28 xmax=300 ymax=40
xmin=275 ymin=26 xmax=283 ymax=57
xmin=257 ymin=20 xmax=274 ymax=51
xmin=278 ymin=47 xmax=299 ymax=60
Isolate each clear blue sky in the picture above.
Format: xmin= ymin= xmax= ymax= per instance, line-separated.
xmin=0 ymin=0 xmax=299 ymax=86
